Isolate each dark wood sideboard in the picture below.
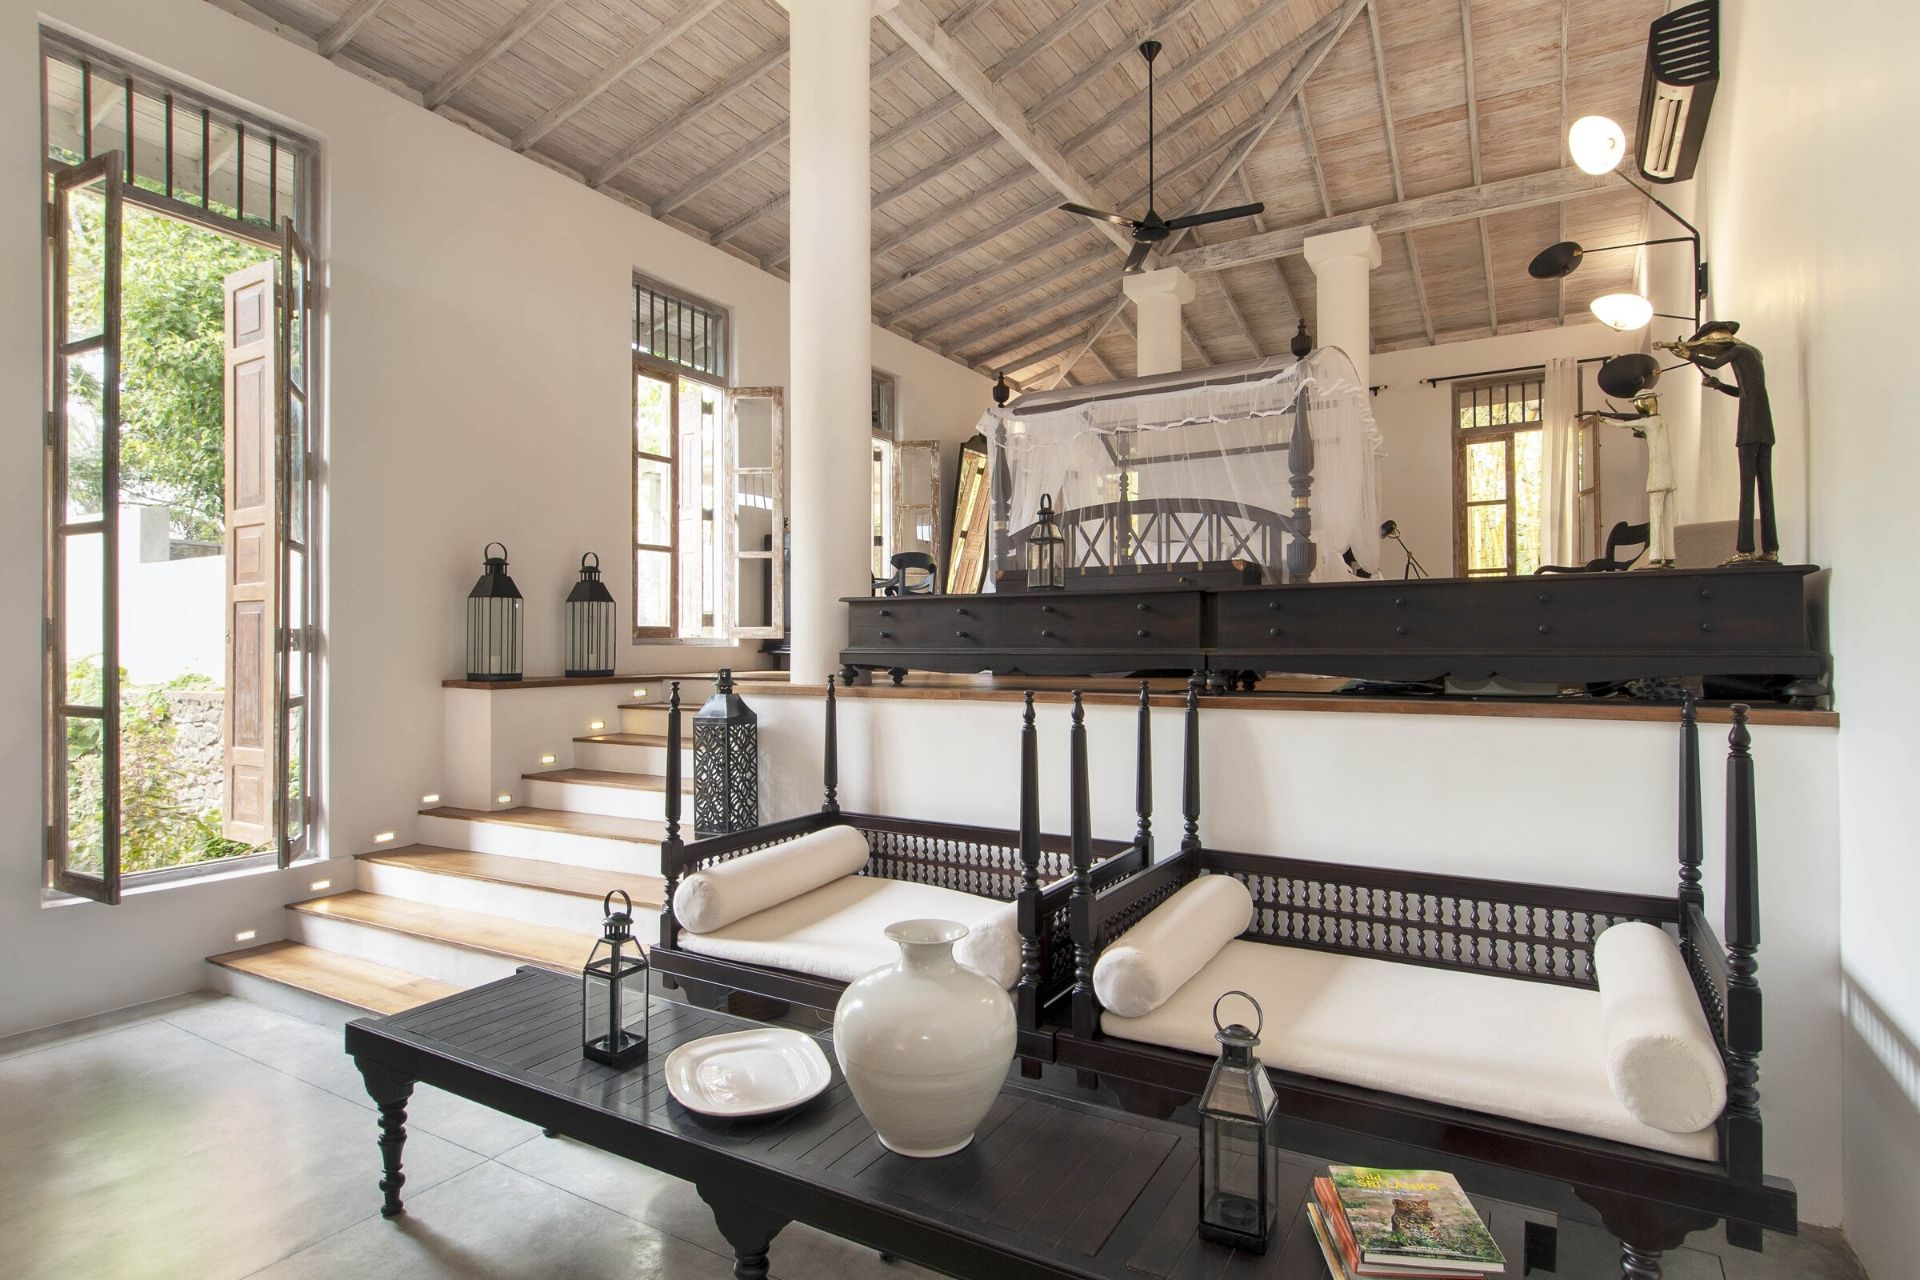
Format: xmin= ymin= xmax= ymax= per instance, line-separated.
xmin=841 ymin=564 xmax=1827 ymax=692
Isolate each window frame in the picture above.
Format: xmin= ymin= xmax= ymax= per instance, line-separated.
xmin=1450 ymin=372 xmax=1602 ymax=576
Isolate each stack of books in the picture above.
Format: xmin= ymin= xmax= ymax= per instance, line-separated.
xmin=1306 ymin=1166 xmax=1506 ymax=1279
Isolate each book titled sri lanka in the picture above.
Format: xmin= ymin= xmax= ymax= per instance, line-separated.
xmin=1326 ymin=1167 xmax=1505 ymax=1274
xmin=1312 ymin=1180 xmax=1482 ymax=1279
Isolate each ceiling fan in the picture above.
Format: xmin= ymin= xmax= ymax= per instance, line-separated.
xmin=1058 ymin=39 xmax=1266 ymax=273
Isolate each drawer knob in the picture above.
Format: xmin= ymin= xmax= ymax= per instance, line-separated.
xmin=879 ymin=630 xmax=892 ymax=639
xmin=954 ymin=607 xmax=968 ymax=616
xmin=1268 ymin=626 xmax=1282 ymax=637
xmin=1537 ymin=593 xmax=1551 ymax=604
xmin=878 ymin=608 xmax=892 ymax=617
xmin=1395 ymin=624 xmax=1409 ymax=636
xmin=1394 ymin=596 xmax=1407 ymax=607
xmin=1700 ymin=621 xmax=1715 ymax=633
xmin=955 ymin=629 xmax=969 ymax=639
xmin=1267 ymin=601 xmax=1280 ymax=611
xmin=1136 ymin=602 xmax=1151 ymax=612
xmin=1177 ymin=576 xmax=1192 ymax=585
xmin=1538 ymin=624 xmax=1552 ymax=635
xmin=1136 ymin=628 xmax=1150 ymax=639
xmin=1700 ymin=588 xmax=1715 ymax=600
xmin=1041 ymin=603 xmax=1055 ymax=613
xmin=1040 ymin=629 xmax=1054 ymax=638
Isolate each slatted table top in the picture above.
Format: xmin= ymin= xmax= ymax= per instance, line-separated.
xmin=345 ymin=968 xmax=1551 ymax=1280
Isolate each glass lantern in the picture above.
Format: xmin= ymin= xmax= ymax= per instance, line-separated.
xmin=466 ymin=542 xmax=523 ymax=682
xmin=564 ymin=552 xmax=616 ymax=678
xmin=1197 ymin=990 xmax=1281 ymax=1252
xmin=583 ymin=889 xmax=649 ymax=1067
xmin=1026 ymin=493 xmax=1067 ymax=590
xmin=693 ymin=669 xmax=758 ymax=836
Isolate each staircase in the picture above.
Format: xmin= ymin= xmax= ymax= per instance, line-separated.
xmin=208 ymin=693 xmax=694 ymax=1025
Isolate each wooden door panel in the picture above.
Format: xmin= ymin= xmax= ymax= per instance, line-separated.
xmin=223 ymin=260 xmax=277 ymax=847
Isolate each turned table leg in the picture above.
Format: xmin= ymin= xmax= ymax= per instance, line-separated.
xmin=698 ymin=1184 xmax=791 ymax=1280
xmin=355 ymin=1060 xmax=416 ymax=1219
xmin=1574 ymin=1187 xmax=1716 ymax=1280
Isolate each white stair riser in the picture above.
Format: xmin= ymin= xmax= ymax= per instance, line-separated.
xmin=205 ymin=963 xmax=362 ymax=1031
xmin=619 ymin=706 xmax=672 ymax=736
xmin=524 ymin=777 xmax=674 ymax=821
xmin=287 ymin=912 xmax=533 ymax=988
xmin=574 ymin=741 xmax=690 ymax=774
xmin=358 ymin=862 xmax=656 ymax=938
xmin=416 ymin=814 xmax=661 ymax=875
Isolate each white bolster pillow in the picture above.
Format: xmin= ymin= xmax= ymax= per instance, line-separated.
xmin=673 ymin=826 xmax=871 ymax=934
xmin=1594 ymin=921 xmax=1727 ymax=1134
xmin=953 ymin=899 xmax=1021 ymax=990
xmin=1093 ymin=875 xmax=1254 ymax=1018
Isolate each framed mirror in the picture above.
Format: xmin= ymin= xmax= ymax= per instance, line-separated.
xmin=892 ymin=440 xmax=942 ymax=571
xmin=946 ymin=433 xmax=991 ymax=593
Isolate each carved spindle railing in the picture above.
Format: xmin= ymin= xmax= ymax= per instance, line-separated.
xmin=659 ymin=681 xmax=683 ymax=949
xmin=1724 ymin=704 xmax=1764 ymax=1183
xmin=1678 ymin=694 xmax=1705 ymax=912
xmin=822 ymin=674 xmax=839 ymax=814
xmin=1068 ymin=692 xmax=1097 ymax=1038
xmin=1180 ymin=675 xmax=1201 ymax=854
xmin=1014 ymin=691 xmax=1043 ymax=1032
xmin=1284 ymin=382 xmax=1317 ymax=582
xmin=1134 ymin=681 xmax=1153 ymax=856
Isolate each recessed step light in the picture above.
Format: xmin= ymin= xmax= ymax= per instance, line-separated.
xmin=234 ymin=929 xmax=257 ymax=943
xmin=421 ymin=793 xmax=440 ymax=805
xmin=497 ymin=792 xmax=513 ymax=805
xmin=309 ymin=879 xmax=332 ymax=892
xmin=373 ymin=831 xmax=396 ymax=844
xmin=539 ymin=753 xmax=557 ymax=765
xmin=589 ymin=720 xmax=606 ymax=731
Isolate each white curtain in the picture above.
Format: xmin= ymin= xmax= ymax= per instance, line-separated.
xmin=1539 ymin=356 xmax=1582 ymax=567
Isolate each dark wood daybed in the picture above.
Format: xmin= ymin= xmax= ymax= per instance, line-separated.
xmin=1024 ymin=682 xmax=1794 ymax=1279
xmin=649 ymin=677 xmax=1153 ymax=1059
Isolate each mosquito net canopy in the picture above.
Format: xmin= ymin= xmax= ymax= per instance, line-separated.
xmin=982 ymin=348 xmax=1383 ymax=585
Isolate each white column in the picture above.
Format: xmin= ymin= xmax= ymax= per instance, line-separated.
xmin=1122 ymin=266 xmax=1195 ymax=377
xmin=786 ymin=0 xmax=874 ymax=682
xmin=1302 ymin=224 xmax=1382 ymax=388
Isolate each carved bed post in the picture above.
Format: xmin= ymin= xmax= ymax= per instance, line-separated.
xmin=1134 ymin=681 xmax=1153 ymax=857
xmin=1678 ymin=695 xmax=1705 ymax=912
xmin=822 ymin=674 xmax=840 ymax=814
xmin=1015 ymin=691 xmax=1043 ymax=1033
xmin=659 ymin=681 xmax=683 ymax=950
xmin=990 ymin=419 xmax=1013 ymax=582
xmin=1284 ymin=381 xmax=1317 ymax=582
xmin=1069 ymin=691 xmax=1098 ymax=1040
xmin=1724 ymin=704 xmax=1764 ymax=1185
xmin=1180 ymin=675 xmax=1202 ymax=854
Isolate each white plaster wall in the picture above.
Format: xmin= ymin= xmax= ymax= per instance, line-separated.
xmin=1369 ymin=325 xmax=1652 ymax=577
xmin=1642 ymin=2 xmax=1920 ymax=1272
xmin=0 ymin=0 xmax=986 ymax=1038
xmin=750 ymin=690 xmax=1844 ymax=1224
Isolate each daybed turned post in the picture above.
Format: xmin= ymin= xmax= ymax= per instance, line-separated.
xmin=659 ymin=681 xmax=684 ymax=951
xmin=1180 ymin=676 xmax=1201 ymax=854
xmin=1678 ymin=695 xmax=1705 ymax=911
xmin=822 ymin=674 xmax=839 ymax=814
xmin=1014 ymin=691 xmax=1044 ymax=1034
xmin=1068 ymin=692 xmax=1097 ymax=1041
xmin=1724 ymin=705 xmax=1764 ymax=1186
xmin=1134 ymin=681 xmax=1152 ymax=855
xmin=1284 ymin=381 xmax=1316 ymax=582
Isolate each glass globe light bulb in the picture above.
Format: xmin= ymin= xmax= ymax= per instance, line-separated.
xmin=1591 ymin=292 xmax=1654 ymax=332
xmin=1568 ymin=115 xmax=1627 ymax=175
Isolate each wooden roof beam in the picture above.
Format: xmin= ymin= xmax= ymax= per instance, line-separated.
xmin=588 ymin=38 xmax=790 ymax=189
xmin=1556 ymin=0 xmax=1570 ymax=325
xmin=424 ymin=0 xmax=570 ymax=110
xmin=1023 ymin=0 xmax=1208 ymax=122
xmin=1459 ymin=0 xmax=1498 ymax=331
xmin=1235 ymin=170 xmax=1303 ymax=324
xmin=511 ymin=0 xmax=724 ymax=153
xmin=317 ymin=0 xmax=394 ymax=59
xmin=1365 ymin=1 xmax=1433 ymax=344
xmin=653 ymin=122 xmax=788 ymax=219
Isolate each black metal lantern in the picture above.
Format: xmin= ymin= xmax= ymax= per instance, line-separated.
xmin=564 ymin=552 xmax=616 ymax=678
xmin=1197 ymin=990 xmax=1281 ymax=1252
xmin=1026 ymin=493 xmax=1067 ymax=590
xmin=693 ymin=669 xmax=758 ymax=836
xmin=466 ymin=542 xmax=523 ymax=682
xmin=582 ymin=889 xmax=649 ymax=1067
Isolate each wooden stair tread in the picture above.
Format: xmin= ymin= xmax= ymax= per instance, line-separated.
xmin=288 ymin=891 xmax=599 ymax=971
xmin=523 ymin=767 xmax=690 ymax=793
xmin=208 ymin=940 xmax=461 ymax=1015
xmin=359 ymin=845 xmax=664 ymax=906
xmin=573 ymin=731 xmax=672 ymax=747
xmin=421 ymin=805 xmax=666 ymax=843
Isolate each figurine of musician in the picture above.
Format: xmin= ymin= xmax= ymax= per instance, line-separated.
xmin=1663 ymin=320 xmax=1777 ymax=563
xmin=1582 ymin=390 xmax=1675 ymax=567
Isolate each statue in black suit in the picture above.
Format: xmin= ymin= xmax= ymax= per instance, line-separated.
xmin=1659 ymin=320 xmax=1778 ymax=563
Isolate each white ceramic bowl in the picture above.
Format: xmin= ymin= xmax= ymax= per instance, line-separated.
xmin=664 ymin=1027 xmax=833 ymax=1118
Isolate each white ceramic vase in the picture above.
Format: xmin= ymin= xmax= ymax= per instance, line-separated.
xmin=832 ymin=918 xmax=1017 ymax=1158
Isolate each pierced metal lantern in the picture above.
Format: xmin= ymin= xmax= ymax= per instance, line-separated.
xmin=564 ymin=552 xmax=616 ymax=678
xmin=466 ymin=542 xmax=523 ymax=682
xmin=1197 ymin=990 xmax=1281 ymax=1252
xmin=693 ymin=669 xmax=758 ymax=837
xmin=1026 ymin=493 xmax=1067 ymax=590
xmin=583 ymin=889 xmax=649 ymax=1067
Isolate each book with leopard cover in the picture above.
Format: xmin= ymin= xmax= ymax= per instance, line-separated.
xmin=1326 ymin=1167 xmax=1505 ymax=1274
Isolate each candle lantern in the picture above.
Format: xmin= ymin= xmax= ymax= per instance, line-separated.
xmin=693 ymin=669 xmax=758 ymax=836
xmin=1197 ymin=990 xmax=1281 ymax=1252
xmin=564 ymin=552 xmax=616 ymax=678
xmin=582 ymin=889 xmax=649 ymax=1067
xmin=1026 ymin=493 xmax=1067 ymax=590
xmin=466 ymin=542 xmax=523 ymax=682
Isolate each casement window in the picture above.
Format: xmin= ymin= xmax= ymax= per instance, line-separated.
xmin=41 ymin=34 xmax=317 ymax=899
xmin=632 ymin=276 xmax=782 ymax=640
xmin=1451 ymin=372 xmax=1601 ymax=576
xmin=864 ymin=370 xmax=940 ymax=583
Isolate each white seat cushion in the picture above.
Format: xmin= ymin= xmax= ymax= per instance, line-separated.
xmin=679 ymin=876 xmax=1021 ymax=987
xmin=1101 ymin=940 xmax=1718 ymax=1160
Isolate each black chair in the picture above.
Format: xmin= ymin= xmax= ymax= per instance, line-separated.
xmin=871 ymin=551 xmax=938 ymax=596
xmin=1538 ymin=520 xmax=1649 ymax=574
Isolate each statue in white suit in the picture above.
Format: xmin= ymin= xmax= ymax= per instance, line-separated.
xmin=1581 ymin=390 xmax=1675 ymax=568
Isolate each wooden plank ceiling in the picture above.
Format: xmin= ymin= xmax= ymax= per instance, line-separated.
xmin=220 ymin=0 xmax=1666 ymax=387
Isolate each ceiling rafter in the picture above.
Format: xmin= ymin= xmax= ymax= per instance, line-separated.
xmin=318 ymin=0 xmax=394 ymax=59
xmin=511 ymin=0 xmax=724 ymax=153
xmin=1296 ymin=93 xmax=1334 ymax=218
xmin=1022 ymin=0 xmax=1209 ymax=122
xmin=1234 ymin=170 xmax=1303 ymax=324
xmin=1458 ymin=0 xmax=1499 ymax=332
xmin=1365 ymin=1 xmax=1433 ymax=345
xmin=424 ymin=0 xmax=570 ymax=110
xmin=653 ymin=122 xmax=788 ymax=219
xmin=588 ymin=37 xmax=790 ymax=189
xmin=1556 ymin=0 xmax=1570 ymax=325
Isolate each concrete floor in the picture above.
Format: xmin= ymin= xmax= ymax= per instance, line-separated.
xmin=0 ymin=993 xmax=1871 ymax=1280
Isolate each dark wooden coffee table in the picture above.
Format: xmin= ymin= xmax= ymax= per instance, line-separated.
xmin=345 ymin=968 xmax=1557 ymax=1279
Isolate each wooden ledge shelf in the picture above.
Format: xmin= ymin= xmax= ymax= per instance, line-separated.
xmin=749 ymin=675 xmax=1837 ymax=728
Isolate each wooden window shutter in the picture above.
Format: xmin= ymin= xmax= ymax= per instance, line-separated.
xmin=222 ymin=260 xmax=278 ymax=847
xmin=726 ymin=387 xmax=784 ymax=639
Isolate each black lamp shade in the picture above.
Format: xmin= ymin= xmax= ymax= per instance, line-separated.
xmin=466 ymin=542 xmax=523 ymax=682
xmin=693 ymin=670 xmax=758 ymax=836
xmin=564 ymin=552 xmax=616 ymax=678
xmin=1528 ymin=241 xmax=1585 ymax=280
xmin=1598 ymin=353 xmax=1664 ymax=400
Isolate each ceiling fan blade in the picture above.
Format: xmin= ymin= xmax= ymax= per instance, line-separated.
xmin=1059 ymin=202 xmax=1136 ymax=227
xmin=1122 ymin=240 xmax=1153 ymax=274
xmin=1163 ymin=201 xmax=1266 ymax=231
